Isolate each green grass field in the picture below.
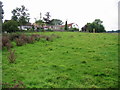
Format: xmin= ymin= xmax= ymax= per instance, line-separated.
xmin=2 ymin=32 xmax=118 ymax=88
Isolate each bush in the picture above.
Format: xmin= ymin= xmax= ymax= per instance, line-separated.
xmin=41 ymin=29 xmax=45 ymax=32
xmin=2 ymin=35 xmax=9 ymax=47
xmin=9 ymin=33 xmax=20 ymax=41
xmin=19 ymin=34 xmax=28 ymax=42
xmin=31 ymin=34 xmax=41 ymax=41
xmin=8 ymin=50 xmax=16 ymax=63
xmin=45 ymin=36 xmax=53 ymax=41
xmin=15 ymin=34 xmax=36 ymax=45
xmin=26 ymin=36 xmax=35 ymax=44
xmin=2 ymin=35 xmax=13 ymax=50
xmin=5 ymin=42 xmax=13 ymax=50
xmin=46 ymin=28 xmax=53 ymax=32
xmin=51 ymin=34 xmax=61 ymax=38
xmin=15 ymin=38 xmax=25 ymax=46
xmin=2 ymin=33 xmax=59 ymax=50
xmin=2 ymin=20 xmax=19 ymax=33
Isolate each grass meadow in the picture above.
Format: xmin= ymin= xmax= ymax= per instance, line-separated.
xmin=2 ymin=32 xmax=119 ymax=88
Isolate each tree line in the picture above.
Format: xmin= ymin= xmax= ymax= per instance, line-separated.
xmin=1 ymin=3 xmax=106 ymax=33
xmin=81 ymin=19 xmax=106 ymax=33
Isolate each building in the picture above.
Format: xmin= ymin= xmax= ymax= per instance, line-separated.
xmin=18 ymin=23 xmax=32 ymax=30
xmin=32 ymin=22 xmax=79 ymax=31
xmin=49 ymin=23 xmax=79 ymax=30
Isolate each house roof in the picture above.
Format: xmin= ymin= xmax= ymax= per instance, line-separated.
xmin=25 ymin=23 xmax=32 ymax=26
xmin=32 ymin=23 xmax=78 ymax=28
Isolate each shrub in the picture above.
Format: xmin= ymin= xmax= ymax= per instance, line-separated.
xmin=5 ymin=42 xmax=13 ymax=50
xmin=8 ymin=50 xmax=16 ymax=63
xmin=51 ymin=34 xmax=61 ymax=38
xmin=9 ymin=33 xmax=20 ymax=41
xmin=31 ymin=34 xmax=41 ymax=41
xmin=15 ymin=38 xmax=25 ymax=46
xmin=45 ymin=36 xmax=53 ymax=41
xmin=19 ymin=34 xmax=28 ymax=43
xmin=2 ymin=35 xmax=13 ymax=50
xmin=26 ymin=36 xmax=35 ymax=44
xmin=2 ymin=35 xmax=9 ymax=47
xmin=41 ymin=29 xmax=45 ymax=32
xmin=2 ymin=20 xmax=19 ymax=33
xmin=15 ymin=34 xmax=28 ymax=46
xmin=72 ymin=28 xmax=79 ymax=31
xmin=40 ymin=35 xmax=47 ymax=38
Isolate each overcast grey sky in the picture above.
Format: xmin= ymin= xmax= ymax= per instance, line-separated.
xmin=1 ymin=0 xmax=119 ymax=31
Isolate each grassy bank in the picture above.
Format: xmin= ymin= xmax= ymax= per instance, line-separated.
xmin=2 ymin=32 xmax=118 ymax=88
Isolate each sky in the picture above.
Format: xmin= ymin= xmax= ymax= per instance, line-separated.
xmin=1 ymin=0 xmax=119 ymax=31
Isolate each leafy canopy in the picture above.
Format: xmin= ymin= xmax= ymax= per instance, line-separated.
xmin=2 ymin=20 xmax=19 ymax=33
xmin=81 ymin=19 xmax=106 ymax=33
xmin=11 ymin=5 xmax=30 ymax=26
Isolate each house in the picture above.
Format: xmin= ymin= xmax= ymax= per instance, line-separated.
xmin=32 ymin=22 xmax=79 ymax=31
xmin=50 ymin=23 xmax=79 ymax=30
xmin=18 ymin=23 xmax=32 ymax=30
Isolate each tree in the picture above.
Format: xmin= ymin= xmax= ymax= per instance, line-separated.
xmin=92 ymin=19 xmax=105 ymax=32
xmin=64 ymin=21 xmax=68 ymax=30
xmin=43 ymin=12 xmax=51 ymax=24
xmin=50 ymin=19 xmax=63 ymax=25
xmin=11 ymin=5 xmax=30 ymax=29
xmin=2 ymin=20 xmax=19 ymax=33
xmin=35 ymin=20 xmax=45 ymax=29
xmin=81 ymin=19 xmax=106 ymax=33
xmin=94 ymin=19 xmax=103 ymax=25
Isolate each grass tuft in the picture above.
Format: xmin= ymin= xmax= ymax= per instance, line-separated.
xmin=8 ymin=49 xmax=16 ymax=63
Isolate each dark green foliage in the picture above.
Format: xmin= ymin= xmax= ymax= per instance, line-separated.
xmin=2 ymin=20 xmax=19 ymax=33
xmin=69 ymin=28 xmax=79 ymax=32
xmin=64 ymin=21 xmax=68 ymax=30
xmin=43 ymin=12 xmax=51 ymax=24
xmin=35 ymin=20 xmax=45 ymax=29
xmin=11 ymin=5 xmax=30 ymax=27
xmin=50 ymin=19 xmax=63 ymax=25
xmin=81 ymin=19 xmax=106 ymax=33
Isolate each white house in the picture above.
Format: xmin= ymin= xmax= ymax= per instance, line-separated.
xmin=18 ymin=23 xmax=32 ymax=30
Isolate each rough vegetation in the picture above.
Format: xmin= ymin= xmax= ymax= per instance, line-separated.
xmin=2 ymin=33 xmax=57 ymax=50
xmin=2 ymin=32 xmax=118 ymax=88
